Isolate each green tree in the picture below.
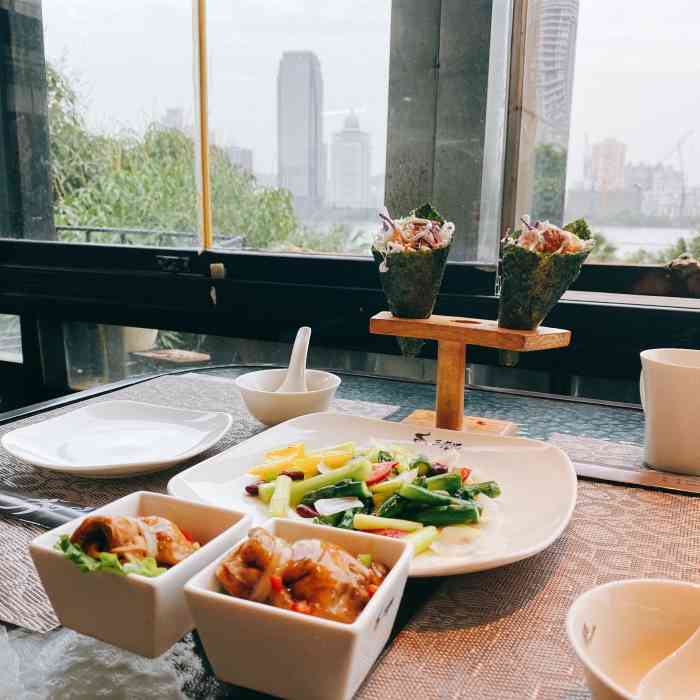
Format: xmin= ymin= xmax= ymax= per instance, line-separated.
xmin=47 ymin=62 xmax=299 ymax=249
xmin=532 ymin=144 xmax=567 ymax=224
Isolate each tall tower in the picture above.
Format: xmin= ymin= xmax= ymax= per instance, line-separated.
xmin=277 ymin=51 xmax=324 ymax=212
xmin=534 ymin=0 xmax=580 ymax=149
xmin=331 ymin=111 xmax=371 ymax=209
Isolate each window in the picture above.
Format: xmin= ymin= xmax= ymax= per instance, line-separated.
xmin=38 ymin=0 xmax=198 ymax=247
xmin=516 ymin=1 xmax=700 ymax=276
xmin=207 ymin=1 xmax=391 ymax=256
xmin=1 ymin=1 xmax=512 ymax=263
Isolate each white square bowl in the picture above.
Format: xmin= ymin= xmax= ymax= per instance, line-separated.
xmin=185 ymin=518 xmax=412 ymax=700
xmin=29 ymin=491 xmax=251 ymax=657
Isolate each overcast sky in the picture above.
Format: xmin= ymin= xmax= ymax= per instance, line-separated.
xmin=42 ymin=1 xmax=699 ymax=186
xmin=42 ymin=0 xmax=391 ymax=177
xmin=568 ymin=1 xmax=700 ymax=186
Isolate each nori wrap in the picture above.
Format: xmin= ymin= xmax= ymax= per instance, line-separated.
xmin=497 ymin=218 xmax=593 ymax=330
xmin=371 ymin=245 xmax=451 ymax=319
xmin=372 ymin=204 xmax=454 ymax=357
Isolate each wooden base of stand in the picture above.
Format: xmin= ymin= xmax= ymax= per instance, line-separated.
xmin=402 ymin=409 xmax=518 ymax=437
xmin=370 ymin=312 xmax=571 ymax=432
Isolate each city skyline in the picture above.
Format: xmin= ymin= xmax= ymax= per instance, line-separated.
xmin=41 ymin=0 xmax=391 ymax=179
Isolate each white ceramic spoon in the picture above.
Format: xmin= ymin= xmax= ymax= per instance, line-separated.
xmin=275 ymin=326 xmax=311 ymax=393
xmin=636 ymin=625 xmax=700 ymax=700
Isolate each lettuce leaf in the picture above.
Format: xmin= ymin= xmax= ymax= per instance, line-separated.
xmin=55 ymin=535 xmax=166 ymax=577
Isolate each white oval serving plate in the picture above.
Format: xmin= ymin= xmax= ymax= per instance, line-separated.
xmin=2 ymin=400 xmax=232 ymax=478
xmin=168 ymin=412 xmax=577 ymax=577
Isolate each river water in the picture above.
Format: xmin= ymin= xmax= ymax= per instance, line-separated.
xmin=592 ymin=225 xmax=696 ymax=256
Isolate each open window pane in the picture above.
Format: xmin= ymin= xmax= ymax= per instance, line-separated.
xmin=2 ymin=1 xmax=199 ymax=247
xmin=205 ymin=1 xmax=391 ymax=255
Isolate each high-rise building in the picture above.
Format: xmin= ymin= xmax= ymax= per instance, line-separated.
xmin=226 ymin=146 xmax=253 ymax=174
xmin=277 ymin=51 xmax=324 ymax=212
xmin=532 ymin=0 xmax=580 ymax=149
xmin=591 ymin=138 xmax=627 ymax=192
xmin=330 ymin=111 xmax=371 ymax=209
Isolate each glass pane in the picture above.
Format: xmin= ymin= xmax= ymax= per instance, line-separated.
xmin=207 ymin=1 xmax=390 ymax=255
xmin=515 ymin=0 xmax=579 ymax=231
xmin=0 ymin=315 xmax=22 ymax=363
xmin=519 ymin=1 xmax=700 ymax=269
xmin=5 ymin=1 xmax=198 ymax=247
xmin=566 ymin=1 xmax=700 ymax=265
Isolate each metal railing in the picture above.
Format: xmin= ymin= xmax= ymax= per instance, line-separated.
xmin=56 ymin=226 xmax=245 ymax=249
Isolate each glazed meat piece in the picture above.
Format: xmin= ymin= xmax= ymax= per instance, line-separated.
xmin=70 ymin=515 xmax=199 ymax=567
xmin=216 ymin=528 xmax=388 ymax=623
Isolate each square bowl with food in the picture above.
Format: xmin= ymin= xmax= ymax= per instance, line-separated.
xmin=30 ymin=490 xmax=251 ymax=657
xmin=185 ymin=517 xmax=412 ymax=700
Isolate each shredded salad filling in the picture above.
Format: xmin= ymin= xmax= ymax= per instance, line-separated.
xmin=373 ymin=206 xmax=454 ymax=259
xmin=509 ymin=216 xmax=593 ymax=255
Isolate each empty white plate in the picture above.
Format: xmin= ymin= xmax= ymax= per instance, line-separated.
xmin=2 ymin=400 xmax=232 ymax=478
xmin=168 ymin=412 xmax=577 ymax=577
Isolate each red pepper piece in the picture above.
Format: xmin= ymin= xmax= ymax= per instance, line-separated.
xmin=366 ymin=461 xmax=397 ymax=486
xmin=292 ymin=600 xmax=311 ymax=614
xmin=460 ymin=467 xmax=472 ymax=482
xmin=270 ymin=575 xmax=283 ymax=592
xmin=371 ymin=529 xmax=406 ymax=538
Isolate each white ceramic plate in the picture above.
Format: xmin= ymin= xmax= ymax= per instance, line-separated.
xmin=2 ymin=400 xmax=232 ymax=478
xmin=168 ymin=412 xmax=577 ymax=577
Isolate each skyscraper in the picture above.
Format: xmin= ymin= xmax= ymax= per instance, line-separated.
xmin=591 ymin=139 xmax=626 ymax=192
xmin=277 ymin=51 xmax=324 ymax=212
xmin=533 ymin=0 xmax=580 ymax=149
xmin=331 ymin=111 xmax=371 ymax=209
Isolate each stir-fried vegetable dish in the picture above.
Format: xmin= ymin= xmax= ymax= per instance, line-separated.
xmin=244 ymin=441 xmax=501 ymax=557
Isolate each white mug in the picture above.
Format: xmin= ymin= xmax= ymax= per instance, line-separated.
xmin=641 ymin=348 xmax=700 ymax=475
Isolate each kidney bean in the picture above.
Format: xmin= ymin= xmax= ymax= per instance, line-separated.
xmin=244 ymin=480 xmax=264 ymax=496
xmin=280 ymin=470 xmax=305 ymax=481
xmin=296 ymin=505 xmax=319 ymax=518
xmin=428 ymin=463 xmax=449 ymax=476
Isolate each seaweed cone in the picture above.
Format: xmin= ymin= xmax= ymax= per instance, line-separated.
xmin=372 ymin=245 xmax=451 ymax=319
xmin=497 ymin=243 xmax=591 ymax=330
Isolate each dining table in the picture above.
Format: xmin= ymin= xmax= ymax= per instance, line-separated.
xmin=1 ymin=364 xmax=698 ymax=699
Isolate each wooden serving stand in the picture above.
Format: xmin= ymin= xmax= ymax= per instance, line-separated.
xmin=370 ymin=312 xmax=571 ymax=432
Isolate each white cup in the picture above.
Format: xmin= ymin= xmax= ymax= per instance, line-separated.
xmin=641 ymin=348 xmax=700 ymax=475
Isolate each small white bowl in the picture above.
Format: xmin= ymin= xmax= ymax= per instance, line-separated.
xmin=235 ymin=368 xmax=341 ymax=426
xmin=566 ymin=579 xmax=700 ymax=700
xmin=30 ymin=491 xmax=251 ymax=657
xmin=185 ymin=518 xmax=412 ymax=700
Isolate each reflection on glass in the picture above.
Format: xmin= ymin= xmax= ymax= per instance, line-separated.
xmin=0 ymin=315 xmax=22 ymax=362
xmin=41 ymin=1 xmax=197 ymax=247
xmin=516 ymin=0 xmax=579 ymax=232
xmin=207 ymin=1 xmax=390 ymax=256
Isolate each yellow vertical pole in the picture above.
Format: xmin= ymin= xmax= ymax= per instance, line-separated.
xmin=193 ymin=0 xmax=213 ymax=249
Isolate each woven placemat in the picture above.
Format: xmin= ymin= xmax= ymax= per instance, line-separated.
xmin=357 ymin=478 xmax=700 ymax=700
xmin=550 ymin=432 xmax=700 ymax=494
xmin=0 ymin=373 xmax=396 ymax=633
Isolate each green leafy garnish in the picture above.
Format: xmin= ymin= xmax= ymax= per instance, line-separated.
xmin=410 ymin=202 xmax=444 ymax=225
xmin=55 ymin=535 xmax=166 ymax=578
xmin=563 ymin=218 xmax=592 ymax=240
